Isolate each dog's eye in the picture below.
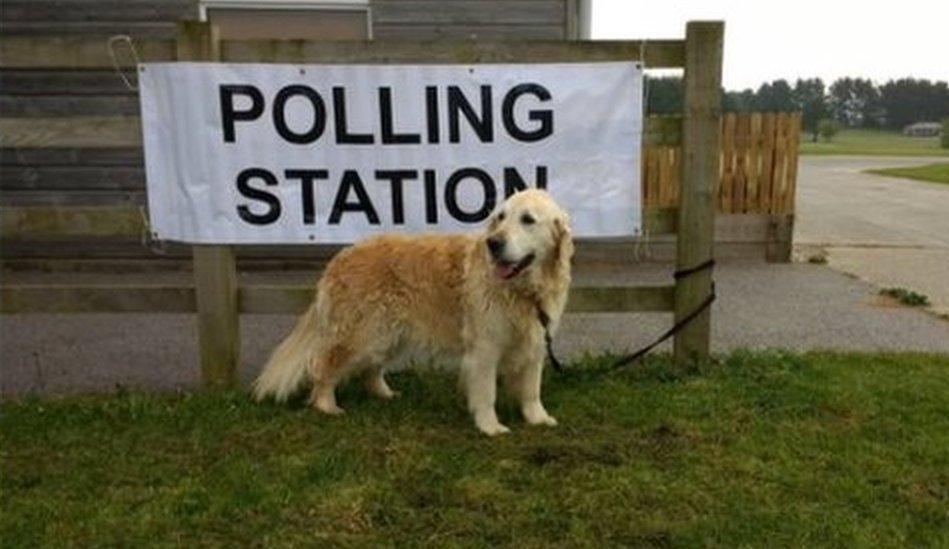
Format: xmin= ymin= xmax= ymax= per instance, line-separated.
xmin=520 ymin=213 xmax=535 ymax=225
xmin=497 ymin=211 xmax=505 ymax=221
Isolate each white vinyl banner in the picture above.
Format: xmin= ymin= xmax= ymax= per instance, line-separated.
xmin=139 ymin=62 xmax=642 ymax=244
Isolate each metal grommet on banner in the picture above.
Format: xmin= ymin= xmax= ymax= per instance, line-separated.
xmin=107 ymin=34 xmax=141 ymax=92
xmin=139 ymin=206 xmax=167 ymax=256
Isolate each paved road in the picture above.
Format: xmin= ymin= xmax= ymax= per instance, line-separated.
xmin=4 ymin=262 xmax=948 ymax=397
xmin=795 ymin=156 xmax=949 ymax=314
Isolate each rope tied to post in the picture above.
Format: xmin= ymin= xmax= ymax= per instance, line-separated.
xmin=539 ymin=258 xmax=716 ymax=375
xmin=107 ymin=34 xmax=142 ymax=92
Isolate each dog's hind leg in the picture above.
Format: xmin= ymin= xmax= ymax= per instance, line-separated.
xmin=309 ymin=345 xmax=351 ymax=415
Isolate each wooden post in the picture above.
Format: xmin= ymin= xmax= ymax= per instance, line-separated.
xmin=193 ymin=245 xmax=239 ymax=387
xmin=177 ymin=22 xmax=238 ymax=387
xmin=674 ymin=21 xmax=723 ymax=363
xmin=766 ymin=214 xmax=794 ymax=263
xmin=177 ymin=21 xmax=220 ymax=63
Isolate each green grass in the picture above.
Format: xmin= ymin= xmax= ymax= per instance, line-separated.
xmin=866 ymin=162 xmax=949 ymax=185
xmin=800 ymin=129 xmax=949 ymax=157
xmin=880 ymin=287 xmax=932 ymax=307
xmin=3 ymin=351 xmax=949 ymax=547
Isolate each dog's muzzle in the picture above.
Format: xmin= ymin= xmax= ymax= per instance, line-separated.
xmin=487 ymin=236 xmax=535 ymax=280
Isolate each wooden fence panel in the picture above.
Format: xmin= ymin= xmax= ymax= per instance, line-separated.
xmin=744 ymin=113 xmax=762 ymax=212
xmin=642 ymin=111 xmax=799 ymax=216
xmin=733 ymin=113 xmax=751 ymax=213
xmin=719 ymin=112 xmax=736 ymax=214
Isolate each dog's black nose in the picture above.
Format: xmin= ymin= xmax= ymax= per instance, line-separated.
xmin=487 ymin=237 xmax=505 ymax=258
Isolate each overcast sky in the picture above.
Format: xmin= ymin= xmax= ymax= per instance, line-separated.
xmin=591 ymin=0 xmax=949 ymax=91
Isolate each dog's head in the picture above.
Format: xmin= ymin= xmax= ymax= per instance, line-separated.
xmin=483 ymin=189 xmax=573 ymax=282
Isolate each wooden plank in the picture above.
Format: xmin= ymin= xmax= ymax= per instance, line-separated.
xmin=373 ymin=24 xmax=565 ymax=41
xmin=0 ymin=205 xmax=145 ymax=239
xmin=0 ymin=283 xmax=675 ymax=315
xmin=372 ymin=1 xmax=566 ymax=25
xmin=772 ymin=113 xmax=789 ymax=214
xmin=644 ymin=207 xmax=677 ymax=235
xmin=785 ymin=113 xmax=801 ymax=215
xmin=732 ymin=113 xmax=750 ymax=213
xmin=567 ymin=285 xmax=674 ymax=313
xmin=759 ymin=113 xmax=775 ymax=213
xmin=239 ymin=284 xmax=315 ymax=315
xmin=714 ymin=213 xmax=784 ymax=242
xmin=765 ymin=214 xmax=794 ymax=263
xmin=644 ymin=116 xmax=683 ymax=147
xmin=643 ymin=148 xmax=659 ymax=207
xmin=1 ymin=1 xmax=194 ymax=22
xmin=0 ymin=22 xmax=178 ymax=39
xmin=0 ymin=190 xmax=146 ymax=207
xmin=2 ymin=209 xmax=780 ymax=268
xmin=0 ymin=285 xmax=195 ymax=314
xmin=745 ymin=112 xmax=762 ymax=212
xmin=0 ymin=38 xmax=176 ymax=69
xmin=0 ymin=70 xmax=137 ymax=96
xmin=1 ymin=166 xmax=144 ymax=190
xmin=658 ymin=147 xmax=676 ymax=207
xmin=0 ymin=203 xmax=677 ymax=240
xmin=674 ymin=21 xmax=723 ymax=363
xmin=0 ymin=240 xmax=188 ymax=260
xmin=0 ymin=117 xmax=141 ymax=148
xmin=565 ymin=0 xmax=580 ymax=39
xmin=719 ymin=112 xmax=736 ymax=214
xmin=0 ymin=37 xmax=685 ymax=69
xmin=0 ymin=147 xmax=143 ymax=167
xmin=242 ymin=284 xmax=677 ymax=315
xmin=222 ymin=39 xmax=686 ymax=68
xmin=0 ymin=96 xmax=140 ymax=117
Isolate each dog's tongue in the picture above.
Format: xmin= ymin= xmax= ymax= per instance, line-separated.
xmin=494 ymin=263 xmax=517 ymax=280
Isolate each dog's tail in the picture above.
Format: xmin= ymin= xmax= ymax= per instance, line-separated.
xmin=252 ymin=293 xmax=324 ymax=402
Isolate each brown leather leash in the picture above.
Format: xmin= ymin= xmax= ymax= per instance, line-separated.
xmin=537 ymin=259 xmax=716 ymax=374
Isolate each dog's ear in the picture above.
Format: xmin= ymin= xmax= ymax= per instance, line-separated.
xmin=552 ymin=214 xmax=574 ymax=270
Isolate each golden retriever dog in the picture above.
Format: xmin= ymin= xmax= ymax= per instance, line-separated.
xmin=252 ymin=189 xmax=573 ymax=435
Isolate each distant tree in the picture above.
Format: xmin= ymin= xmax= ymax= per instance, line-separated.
xmin=754 ymin=79 xmax=795 ymax=111
xmin=793 ymin=78 xmax=827 ymax=141
xmin=645 ymin=76 xmax=683 ymax=114
xmin=736 ymin=88 xmax=756 ymax=110
xmin=818 ymin=118 xmax=839 ymax=141
xmin=721 ymin=90 xmax=741 ymax=112
xmin=879 ymin=78 xmax=949 ymax=130
xmin=853 ymin=78 xmax=884 ymax=127
xmin=830 ymin=77 xmax=881 ymax=127
xmin=722 ymin=88 xmax=756 ymax=112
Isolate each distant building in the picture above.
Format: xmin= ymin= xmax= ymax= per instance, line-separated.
xmin=902 ymin=122 xmax=942 ymax=137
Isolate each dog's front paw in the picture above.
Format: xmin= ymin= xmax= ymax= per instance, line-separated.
xmin=478 ymin=422 xmax=512 ymax=436
xmin=528 ymin=414 xmax=558 ymax=427
xmin=474 ymin=411 xmax=511 ymax=436
xmin=523 ymin=401 xmax=558 ymax=427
